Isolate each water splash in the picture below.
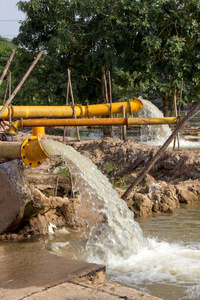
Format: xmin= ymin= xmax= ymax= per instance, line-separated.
xmin=42 ymin=139 xmax=200 ymax=299
xmin=135 ymin=99 xmax=171 ymax=145
xmin=135 ymin=98 xmax=200 ymax=149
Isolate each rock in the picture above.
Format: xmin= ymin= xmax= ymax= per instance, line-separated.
xmin=154 ymin=194 xmax=180 ymax=213
xmin=0 ymin=160 xmax=31 ymax=234
xmin=176 ymin=185 xmax=199 ymax=204
xmin=131 ymin=193 xmax=153 ymax=217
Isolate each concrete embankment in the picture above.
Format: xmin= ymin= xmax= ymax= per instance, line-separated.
xmin=0 ymin=240 xmax=162 ymax=300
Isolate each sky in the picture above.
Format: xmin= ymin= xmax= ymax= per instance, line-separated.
xmin=0 ymin=0 xmax=26 ymax=39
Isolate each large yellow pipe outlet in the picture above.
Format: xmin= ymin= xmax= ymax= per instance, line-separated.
xmin=0 ymin=98 xmax=143 ymax=119
xmin=0 ymin=135 xmax=49 ymax=167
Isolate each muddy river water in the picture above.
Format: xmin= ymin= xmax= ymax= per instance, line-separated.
xmin=45 ymin=203 xmax=200 ymax=300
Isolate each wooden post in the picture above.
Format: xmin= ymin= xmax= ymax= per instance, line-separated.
xmin=0 ymin=51 xmax=15 ymax=86
xmin=121 ymin=98 xmax=200 ymax=200
xmin=8 ymin=73 xmax=12 ymax=125
xmin=68 ymin=69 xmax=80 ymax=141
xmin=178 ymin=78 xmax=183 ymax=116
xmin=122 ymin=105 xmax=126 ymax=141
xmin=173 ymin=88 xmax=178 ymax=150
xmin=109 ymin=71 xmax=114 ymax=138
xmin=0 ymin=50 xmax=44 ymax=118
xmin=63 ymin=75 xmax=70 ymax=142
xmin=3 ymin=72 xmax=10 ymax=105
xmin=103 ymin=72 xmax=109 ymax=103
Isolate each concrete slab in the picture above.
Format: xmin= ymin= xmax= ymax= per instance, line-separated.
xmin=0 ymin=240 xmax=162 ymax=300
xmin=0 ymin=240 xmax=104 ymax=299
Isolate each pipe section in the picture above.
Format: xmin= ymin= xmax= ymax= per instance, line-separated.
xmin=0 ymin=135 xmax=49 ymax=167
xmin=0 ymin=142 xmax=21 ymax=160
xmin=19 ymin=117 xmax=179 ymax=128
xmin=0 ymin=98 xmax=143 ymax=119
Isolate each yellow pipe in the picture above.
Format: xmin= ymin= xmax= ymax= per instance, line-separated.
xmin=32 ymin=127 xmax=45 ymax=136
xmin=0 ymin=135 xmax=49 ymax=167
xmin=128 ymin=117 xmax=179 ymax=126
xmin=18 ymin=117 xmax=179 ymax=128
xmin=0 ymin=98 xmax=143 ymax=119
xmin=0 ymin=141 xmax=21 ymax=160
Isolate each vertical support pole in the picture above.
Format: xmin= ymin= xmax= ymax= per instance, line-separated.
xmin=8 ymin=72 xmax=12 ymax=125
xmin=173 ymin=88 xmax=177 ymax=150
xmin=68 ymin=69 xmax=80 ymax=141
xmin=63 ymin=74 xmax=70 ymax=142
xmin=109 ymin=71 xmax=113 ymax=138
xmin=103 ymin=72 xmax=109 ymax=103
xmin=122 ymin=105 xmax=126 ymax=141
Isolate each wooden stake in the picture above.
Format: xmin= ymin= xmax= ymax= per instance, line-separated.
xmin=122 ymin=105 xmax=126 ymax=141
xmin=0 ymin=51 xmax=15 ymax=86
xmin=0 ymin=50 xmax=44 ymax=118
xmin=121 ymin=98 xmax=200 ymax=200
xmin=173 ymin=88 xmax=177 ymax=150
xmin=68 ymin=69 xmax=80 ymax=141
xmin=109 ymin=71 xmax=114 ymax=138
xmin=103 ymin=72 xmax=109 ymax=103
xmin=63 ymin=75 xmax=70 ymax=142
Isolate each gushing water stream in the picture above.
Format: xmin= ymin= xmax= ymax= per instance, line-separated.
xmin=42 ymin=140 xmax=200 ymax=300
xmin=135 ymin=99 xmax=200 ymax=149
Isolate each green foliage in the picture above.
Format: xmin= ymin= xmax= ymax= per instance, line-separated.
xmin=104 ymin=161 xmax=117 ymax=175
xmin=0 ymin=0 xmax=199 ymax=109
xmin=59 ymin=167 xmax=70 ymax=179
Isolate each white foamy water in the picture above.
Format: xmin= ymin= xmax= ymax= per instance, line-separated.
xmin=42 ymin=140 xmax=200 ymax=299
xmin=135 ymin=99 xmax=200 ymax=149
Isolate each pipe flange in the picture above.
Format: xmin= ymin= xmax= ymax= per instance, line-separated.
xmin=21 ymin=135 xmax=49 ymax=167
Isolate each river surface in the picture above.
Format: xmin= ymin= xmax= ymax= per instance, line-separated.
xmin=46 ymin=203 xmax=200 ymax=300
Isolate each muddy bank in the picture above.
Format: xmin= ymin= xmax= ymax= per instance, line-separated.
xmin=0 ymin=137 xmax=199 ymax=239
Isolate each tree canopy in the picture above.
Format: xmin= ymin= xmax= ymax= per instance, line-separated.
xmin=1 ymin=0 xmax=200 ymax=112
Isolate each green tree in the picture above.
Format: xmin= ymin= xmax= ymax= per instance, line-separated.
xmin=124 ymin=0 xmax=200 ymax=115
xmin=14 ymin=0 xmax=200 ymax=111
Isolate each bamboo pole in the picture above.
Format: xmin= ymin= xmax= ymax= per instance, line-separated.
xmin=121 ymin=98 xmax=200 ymax=200
xmin=63 ymin=74 xmax=70 ymax=142
xmin=0 ymin=50 xmax=44 ymax=118
xmin=0 ymin=51 xmax=15 ymax=86
xmin=103 ymin=72 xmax=109 ymax=103
xmin=68 ymin=69 xmax=80 ymax=141
xmin=173 ymin=88 xmax=178 ymax=150
xmin=3 ymin=72 xmax=10 ymax=105
xmin=122 ymin=105 xmax=126 ymax=140
xmin=109 ymin=71 xmax=114 ymax=138
xmin=178 ymin=78 xmax=183 ymax=117
xmin=177 ymin=78 xmax=183 ymax=151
